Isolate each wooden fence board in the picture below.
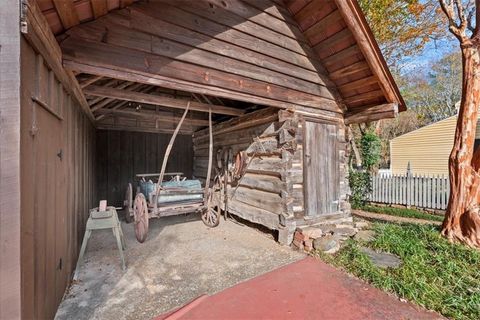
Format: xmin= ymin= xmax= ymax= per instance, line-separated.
xmin=370 ymin=174 xmax=449 ymax=210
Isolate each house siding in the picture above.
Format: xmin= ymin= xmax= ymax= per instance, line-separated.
xmin=391 ymin=115 xmax=480 ymax=175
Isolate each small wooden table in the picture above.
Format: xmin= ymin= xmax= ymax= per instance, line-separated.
xmin=74 ymin=206 xmax=126 ymax=280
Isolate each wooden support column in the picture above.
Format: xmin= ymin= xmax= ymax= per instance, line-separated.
xmin=0 ymin=0 xmax=21 ymax=317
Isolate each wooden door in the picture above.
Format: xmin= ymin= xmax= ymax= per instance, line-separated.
xmin=304 ymin=120 xmax=339 ymax=216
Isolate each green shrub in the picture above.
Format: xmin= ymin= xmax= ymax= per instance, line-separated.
xmin=349 ymin=170 xmax=371 ymax=208
xmin=349 ymin=130 xmax=381 ymax=207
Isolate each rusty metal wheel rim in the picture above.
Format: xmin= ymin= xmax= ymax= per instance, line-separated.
xmin=133 ymin=193 xmax=149 ymax=243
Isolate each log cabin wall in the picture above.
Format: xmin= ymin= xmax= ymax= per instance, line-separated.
xmin=285 ymin=111 xmax=351 ymax=231
xmin=20 ymin=38 xmax=96 ymax=319
xmin=96 ymin=130 xmax=193 ymax=207
xmin=193 ymin=107 xmax=351 ymax=244
xmin=193 ymin=108 xmax=287 ymax=232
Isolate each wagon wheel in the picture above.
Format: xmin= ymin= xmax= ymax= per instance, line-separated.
xmin=124 ymin=183 xmax=134 ymax=223
xmin=201 ymin=189 xmax=221 ymax=227
xmin=133 ymin=193 xmax=149 ymax=243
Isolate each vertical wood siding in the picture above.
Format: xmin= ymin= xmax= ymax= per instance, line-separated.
xmin=96 ymin=130 xmax=193 ymax=207
xmin=20 ymin=39 xmax=96 ymax=320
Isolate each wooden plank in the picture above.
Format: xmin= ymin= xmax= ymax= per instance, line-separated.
xmin=322 ymin=45 xmax=361 ymax=68
xmin=122 ymin=9 xmax=328 ymax=87
xmin=328 ymin=61 xmax=370 ymax=80
xmin=293 ymin=0 xmax=335 ymax=31
xmin=343 ymin=89 xmax=384 ymax=105
xmin=131 ymin=2 xmax=324 ymax=74
xmin=90 ymin=0 xmax=108 ymax=19
xmin=333 ymin=0 xmax=404 ymax=110
xmin=84 ymin=85 xmax=243 ymax=116
xmin=90 ymin=82 xmax=145 ymax=112
xmin=69 ymin=19 xmax=333 ymax=98
xmin=52 ymin=0 xmax=80 ymax=30
xmin=79 ymin=75 xmax=103 ymax=88
xmin=303 ymin=10 xmax=343 ymax=45
xmin=0 ymin=1 xmax=21 ymax=316
xmin=225 ymin=198 xmax=281 ymax=230
xmin=95 ymin=109 xmax=211 ymax=127
xmin=338 ymin=76 xmax=379 ymax=93
xmin=344 ymin=103 xmax=398 ymax=125
xmin=64 ymin=58 xmax=317 ymax=112
xmin=23 ymin=0 xmax=94 ymax=121
xmin=173 ymin=1 xmax=311 ymax=55
xmin=203 ymin=0 xmax=308 ymax=42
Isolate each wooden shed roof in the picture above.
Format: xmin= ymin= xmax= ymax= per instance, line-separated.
xmin=31 ymin=0 xmax=404 ymax=132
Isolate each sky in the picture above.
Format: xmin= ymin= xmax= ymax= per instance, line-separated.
xmin=400 ymin=37 xmax=458 ymax=74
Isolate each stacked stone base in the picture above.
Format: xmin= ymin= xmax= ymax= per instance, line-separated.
xmin=292 ymin=217 xmax=359 ymax=254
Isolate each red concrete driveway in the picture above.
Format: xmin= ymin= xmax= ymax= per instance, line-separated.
xmin=157 ymin=257 xmax=443 ymax=320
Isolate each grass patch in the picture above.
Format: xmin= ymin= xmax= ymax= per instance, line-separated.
xmin=357 ymin=205 xmax=444 ymax=222
xmin=316 ymin=223 xmax=480 ymax=320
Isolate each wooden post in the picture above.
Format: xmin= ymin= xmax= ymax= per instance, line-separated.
xmin=0 ymin=0 xmax=21 ymax=317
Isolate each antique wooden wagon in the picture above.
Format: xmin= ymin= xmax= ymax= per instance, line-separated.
xmin=1 ymin=0 xmax=405 ymax=318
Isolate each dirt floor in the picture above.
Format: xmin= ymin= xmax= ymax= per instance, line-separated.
xmin=55 ymin=213 xmax=303 ymax=320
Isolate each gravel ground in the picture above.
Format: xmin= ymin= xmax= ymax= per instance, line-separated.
xmin=55 ymin=212 xmax=303 ymax=320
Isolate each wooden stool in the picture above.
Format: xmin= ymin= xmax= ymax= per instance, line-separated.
xmin=74 ymin=206 xmax=126 ymax=280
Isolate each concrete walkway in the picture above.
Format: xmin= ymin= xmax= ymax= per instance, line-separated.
xmin=55 ymin=214 xmax=303 ymax=320
xmin=157 ymin=257 xmax=444 ymax=320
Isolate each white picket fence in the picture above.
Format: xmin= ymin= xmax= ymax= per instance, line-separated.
xmin=370 ymin=174 xmax=450 ymax=210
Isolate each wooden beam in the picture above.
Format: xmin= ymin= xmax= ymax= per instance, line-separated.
xmin=23 ymin=0 xmax=94 ymax=121
xmin=96 ymin=123 xmax=193 ymax=135
xmin=79 ymin=75 xmax=103 ymax=88
xmin=63 ymin=59 xmax=310 ymax=111
xmin=343 ymin=89 xmax=384 ymax=105
xmin=345 ymin=103 xmax=398 ymax=124
xmin=84 ymin=85 xmax=244 ymax=116
xmin=328 ymin=61 xmax=370 ymax=80
xmin=52 ymin=0 xmax=80 ymax=30
xmin=0 ymin=0 xmax=21 ymax=317
xmin=322 ymin=45 xmax=361 ymax=68
xmin=95 ymin=108 xmax=212 ymax=126
xmin=95 ymin=86 xmax=153 ymax=121
xmin=61 ymin=38 xmax=341 ymax=112
xmin=338 ymin=76 xmax=378 ymax=93
xmin=334 ymin=0 xmax=405 ymax=111
xmin=90 ymin=0 xmax=108 ymax=19
xmin=90 ymin=82 xmax=144 ymax=112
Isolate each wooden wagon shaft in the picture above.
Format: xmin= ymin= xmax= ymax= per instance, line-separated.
xmin=154 ymin=102 xmax=191 ymax=211
xmin=204 ymin=108 xmax=213 ymax=198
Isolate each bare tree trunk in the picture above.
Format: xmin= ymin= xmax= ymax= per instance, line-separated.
xmin=442 ymin=45 xmax=480 ymax=248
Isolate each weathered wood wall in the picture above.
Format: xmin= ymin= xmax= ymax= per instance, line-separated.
xmin=20 ymin=38 xmax=97 ymax=320
xmin=96 ymin=130 xmax=193 ymax=207
xmin=193 ymin=107 xmax=351 ymax=244
xmin=193 ymin=108 xmax=287 ymax=231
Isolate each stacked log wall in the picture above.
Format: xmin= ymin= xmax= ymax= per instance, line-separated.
xmin=193 ymin=108 xmax=290 ymax=231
